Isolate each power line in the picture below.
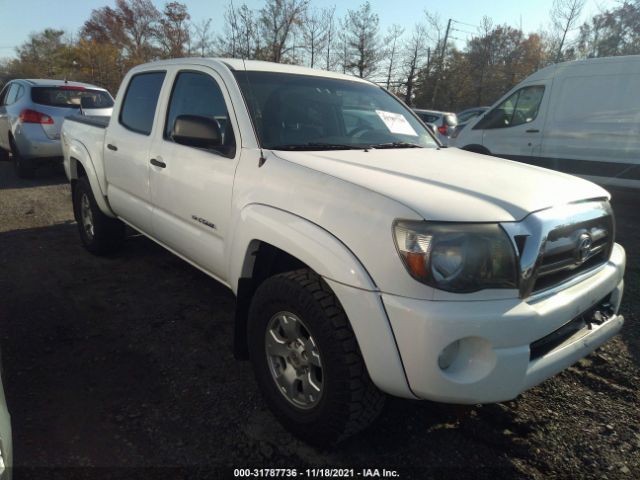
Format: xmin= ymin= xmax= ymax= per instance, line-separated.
xmin=452 ymin=19 xmax=481 ymax=29
xmin=451 ymin=27 xmax=476 ymax=35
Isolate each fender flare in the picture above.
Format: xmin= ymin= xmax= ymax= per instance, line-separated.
xmin=228 ymin=204 xmax=377 ymax=292
xmin=228 ymin=204 xmax=415 ymax=398
xmin=67 ymin=140 xmax=116 ymax=218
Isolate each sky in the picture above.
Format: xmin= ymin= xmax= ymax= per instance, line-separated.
xmin=0 ymin=0 xmax=619 ymax=59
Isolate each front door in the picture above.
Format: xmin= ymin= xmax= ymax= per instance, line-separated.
xmin=149 ymin=67 xmax=239 ymax=280
xmin=479 ymin=83 xmax=548 ymax=161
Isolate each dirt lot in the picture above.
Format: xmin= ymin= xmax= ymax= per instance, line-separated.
xmin=0 ymin=160 xmax=638 ymax=479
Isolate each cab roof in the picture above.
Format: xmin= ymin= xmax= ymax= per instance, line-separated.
xmin=135 ymin=57 xmax=373 ymax=85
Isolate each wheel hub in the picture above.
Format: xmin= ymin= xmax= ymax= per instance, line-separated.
xmin=265 ymin=312 xmax=323 ymax=409
xmin=80 ymin=194 xmax=95 ymax=240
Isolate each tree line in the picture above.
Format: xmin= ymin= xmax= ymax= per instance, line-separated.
xmin=2 ymin=0 xmax=640 ymax=112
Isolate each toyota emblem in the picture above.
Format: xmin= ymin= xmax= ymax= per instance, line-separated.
xmin=576 ymin=233 xmax=593 ymax=264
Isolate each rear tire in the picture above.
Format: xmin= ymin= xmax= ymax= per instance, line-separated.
xmin=73 ymin=176 xmax=125 ymax=255
xmin=10 ymin=138 xmax=36 ymax=178
xmin=248 ymin=269 xmax=385 ymax=446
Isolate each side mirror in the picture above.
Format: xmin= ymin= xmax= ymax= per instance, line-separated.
xmin=172 ymin=114 xmax=221 ymax=149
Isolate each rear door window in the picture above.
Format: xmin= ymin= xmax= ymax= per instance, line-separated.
xmin=120 ymin=72 xmax=166 ymax=135
xmin=31 ymin=87 xmax=113 ymax=108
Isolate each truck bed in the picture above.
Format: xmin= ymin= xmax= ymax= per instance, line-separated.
xmin=66 ymin=114 xmax=110 ymax=129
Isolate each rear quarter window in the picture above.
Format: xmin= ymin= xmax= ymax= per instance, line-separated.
xmin=419 ymin=113 xmax=439 ymax=123
xmin=119 ymin=72 xmax=166 ymax=135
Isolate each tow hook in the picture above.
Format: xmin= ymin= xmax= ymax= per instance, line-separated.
xmin=588 ymin=302 xmax=615 ymax=329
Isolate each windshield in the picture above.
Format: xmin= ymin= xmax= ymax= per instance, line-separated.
xmin=31 ymin=87 xmax=114 ymax=109
xmin=234 ymin=71 xmax=438 ymax=150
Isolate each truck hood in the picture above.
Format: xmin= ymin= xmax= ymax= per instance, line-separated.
xmin=272 ymin=147 xmax=609 ymax=222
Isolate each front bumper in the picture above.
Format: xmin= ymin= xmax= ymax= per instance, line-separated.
xmin=382 ymin=243 xmax=626 ymax=404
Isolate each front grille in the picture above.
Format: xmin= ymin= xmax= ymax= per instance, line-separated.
xmin=502 ymin=200 xmax=615 ymax=298
xmin=532 ymin=214 xmax=614 ymax=293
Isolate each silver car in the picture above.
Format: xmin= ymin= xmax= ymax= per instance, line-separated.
xmin=412 ymin=109 xmax=458 ymax=145
xmin=0 ymin=79 xmax=114 ymax=177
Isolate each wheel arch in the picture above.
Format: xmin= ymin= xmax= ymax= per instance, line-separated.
xmin=66 ymin=140 xmax=116 ymax=218
xmin=230 ymin=204 xmax=377 ymax=360
xmin=229 ymin=205 xmax=414 ymax=399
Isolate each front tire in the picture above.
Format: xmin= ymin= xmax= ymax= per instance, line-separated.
xmin=73 ymin=176 xmax=125 ymax=255
xmin=248 ymin=269 xmax=385 ymax=446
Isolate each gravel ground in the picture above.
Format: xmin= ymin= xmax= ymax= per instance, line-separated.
xmin=0 ymin=159 xmax=638 ymax=479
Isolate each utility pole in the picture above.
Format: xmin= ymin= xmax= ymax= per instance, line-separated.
xmin=430 ymin=18 xmax=452 ymax=108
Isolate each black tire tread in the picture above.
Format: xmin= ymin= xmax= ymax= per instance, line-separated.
xmin=73 ymin=176 xmax=125 ymax=255
xmin=10 ymin=138 xmax=36 ymax=178
xmin=250 ymin=268 xmax=385 ymax=445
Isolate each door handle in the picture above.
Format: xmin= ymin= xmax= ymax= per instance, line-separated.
xmin=525 ymin=129 xmax=540 ymax=133
xmin=150 ymin=158 xmax=166 ymax=168
xmin=107 ymin=144 xmax=118 ymax=151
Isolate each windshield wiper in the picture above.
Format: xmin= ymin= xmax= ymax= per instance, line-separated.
xmin=269 ymin=143 xmax=367 ymax=151
xmin=368 ymin=142 xmax=423 ymax=149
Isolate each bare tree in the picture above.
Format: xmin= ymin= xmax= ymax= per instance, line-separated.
xmin=302 ymin=7 xmax=331 ymax=68
xmin=551 ymin=0 xmax=586 ymax=61
xmin=337 ymin=16 xmax=350 ymax=74
xmin=384 ymin=24 xmax=404 ymax=89
xmin=343 ymin=1 xmax=381 ymax=78
xmin=192 ymin=18 xmax=213 ymax=56
xmin=402 ymin=24 xmax=428 ymax=105
xmin=324 ymin=6 xmax=336 ymax=70
xmin=259 ymin=0 xmax=309 ymax=63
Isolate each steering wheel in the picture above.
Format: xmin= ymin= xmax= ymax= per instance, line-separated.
xmin=512 ymin=109 xmax=527 ymax=126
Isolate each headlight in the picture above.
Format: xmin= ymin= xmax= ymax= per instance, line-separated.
xmin=393 ymin=221 xmax=517 ymax=293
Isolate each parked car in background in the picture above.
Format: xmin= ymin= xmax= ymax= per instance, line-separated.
xmin=62 ymin=58 xmax=625 ymax=446
xmin=456 ymin=106 xmax=489 ymax=124
xmin=0 ymin=79 xmax=114 ymax=177
xmin=412 ymin=108 xmax=457 ymax=145
xmin=452 ymin=55 xmax=640 ymax=189
xmin=451 ymin=106 xmax=489 ymax=140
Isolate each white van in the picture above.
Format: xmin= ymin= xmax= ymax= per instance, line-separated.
xmin=452 ymin=55 xmax=640 ymax=190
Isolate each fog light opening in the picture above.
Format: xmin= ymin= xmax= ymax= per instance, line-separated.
xmin=438 ymin=340 xmax=461 ymax=371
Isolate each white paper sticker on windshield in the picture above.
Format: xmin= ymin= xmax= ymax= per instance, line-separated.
xmin=375 ymin=110 xmax=418 ymax=136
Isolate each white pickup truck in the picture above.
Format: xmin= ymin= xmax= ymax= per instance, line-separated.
xmin=61 ymin=58 xmax=626 ymax=446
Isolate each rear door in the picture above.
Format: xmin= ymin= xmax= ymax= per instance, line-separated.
xmin=475 ymin=83 xmax=548 ymax=160
xmin=148 ymin=66 xmax=239 ymax=279
xmin=104 ymin=71 xmax=166 ymax=234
